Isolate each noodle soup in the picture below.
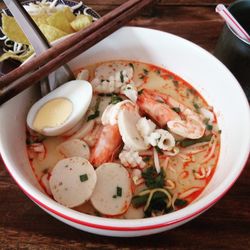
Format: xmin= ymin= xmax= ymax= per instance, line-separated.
xmin=26 ymin=61 xmax=220 ymax=219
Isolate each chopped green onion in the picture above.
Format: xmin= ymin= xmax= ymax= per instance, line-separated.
xmin=172 ymin=107 xmax=181 ymax=113
xmin=180 ymin=134 xmax=213 ymax=147
xmin=138 ymin=89 xmax=144 ymax=95
xmin=143 ymin=156 xmax=151 ymax=162
xmin=87 ymin=110 xmax=100 ymax=121
xmin=206 ymin=124 xmax=213 ymax=131
xmin=143 ymin=68 xmax=149 ymax=75
xmin=120 ymin=71 xmax=124 ymax=83
xmin=155 ymin=146 xmax=163 ymax=154
xmin=131 ymin=194 xmax=148 ymax=207
xmin=174 ymin=198 xmax=188 ymax=207
xmin=142 ymin=167 xmax=165 ymax=189
xmin=193 ymin=102 xmax=200 ymax=111
xmin=80 ymin=174 xmax=88 ymax=182
xmin=110 ymin=94 xmax=123 ymax=104
xmin=129 ymin=63 xmax=134 ymax=70
xmin=116 ymin=186 xmax=122 ymax=197
xmin=173 ymin=80 xmax=179 ymax=87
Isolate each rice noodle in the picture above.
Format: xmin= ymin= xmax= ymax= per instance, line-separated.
xmin=178 ymin=153 xmax=194 ymax=162
xmin=168 ymin=166 xmax=177 ymax=173
xmin=165 ymin=179 xmax=175 ymax=190
xmin=194 ymin=166 xmax=206 ymax=179
xmin=205 ymin=166 xmax=212 ymax=177
xmin=162 ymin=157 xmax=169 ymax=170
xmin=201 ymin=136 xmax=217 ymax=164
xmin=179 ymin=187 xmax=201 ymax=199
xmin=153 ymin=148 xmax=161 ymax=174
xmin=171 ymin=192 xmax=178 ymax=210
xmin=180 ymin=147 xmax=207 ymax=155
xmin=163 ymin=146 xmax=179 ymax=156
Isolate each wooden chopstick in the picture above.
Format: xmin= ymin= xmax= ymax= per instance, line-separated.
xmin=0 ymin=0 xmax=155 ymax=104
xmin=0 ymin=0 xmax=145 ymax=87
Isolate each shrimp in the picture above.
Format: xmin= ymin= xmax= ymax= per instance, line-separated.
xmin=90 ymin=124 xmax=122 ymax=167
xmin=166 ymin=96 xmax=206 ymax=139
xmin=137 ymin=88 xmax=205 ymax=139
xmin=136 ymin=88 xmax=180 ymax=127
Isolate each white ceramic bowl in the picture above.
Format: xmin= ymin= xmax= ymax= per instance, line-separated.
xmin=0 ymin=27 xmax=250 ymax=237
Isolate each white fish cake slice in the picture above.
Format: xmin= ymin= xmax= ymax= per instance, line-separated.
xmin=118 ymin=109 xmax=149 ymax=151
xmin=49 ymin=157 xmax=97 ymax=208
xmin=90 ymin=163 xmax=132 ymax=216
xmin=57 ymin=139 xmax=90 ymax=160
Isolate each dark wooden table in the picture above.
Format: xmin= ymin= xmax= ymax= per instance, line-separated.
xmin=0 ymin=0 xmax=250 ymax=249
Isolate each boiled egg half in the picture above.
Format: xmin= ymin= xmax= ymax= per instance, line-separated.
xmin=27 ymin=80 xmax=92 ymax=136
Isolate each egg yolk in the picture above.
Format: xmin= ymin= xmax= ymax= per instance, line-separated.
xmin=33 ymin=98 xmax=73 ymax=132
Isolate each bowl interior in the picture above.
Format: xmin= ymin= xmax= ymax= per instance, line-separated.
xmin=0 ymin=27 xmax=249 ymax=234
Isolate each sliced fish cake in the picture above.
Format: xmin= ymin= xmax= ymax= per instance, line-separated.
xmin=57 ymin=139 xmax=90 ymax=160
xmin=91 ymin=163 xmax=132 ymax=216
xmin=49 ymin=157 xmax=96 ymax=208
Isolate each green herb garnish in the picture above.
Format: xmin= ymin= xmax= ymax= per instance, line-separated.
xmin=110 ymin=94 xmax=123 ymax=104
xmin=87 ymin=97 xmax=101 ymax=121
xmin=143 ymin=156 xmax=151 ymax=162
xmin=87 ymin=110 xmax=100 ymax=121
xmin=180 ymin=134 xmax=213 ymax=147
xmin=193 ymin=102 xmax=200 ymax=111
xmin=138 ymin=89 xmax=144 ymax=95
xmin=143 ymin=68 xmax=149 ymax=75
xmin=120 ymin=71 xmax=124 ymax=83
xmin=174 ymin=199 xmax=188 ymax=207
xmin=173 ymin=80 xmax=179 ymax=88
xmin=155 ymin=146 xmax=163 ymax=155
xmin=129 ymin=63 xmax=134 ymax=70
xmin=142 ymin=167 xmax=165 ymax=189
xmin=206 ymin=124 xmax=213 ymax=131
xmin=117 ymin=186 xmax=122 ymax=197
xmin=172 ymin=107 xmax=181 ymax=113
xmin=113 ymin=186 xmax=122 ymax=198
xmin=98 ymin=93 xmax=112 ymax=97
xmin=80 ymin=174 xmax=88 ymax=182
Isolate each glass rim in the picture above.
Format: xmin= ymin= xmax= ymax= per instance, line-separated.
xmin=226 ymin=0 xmax=250 ymax=46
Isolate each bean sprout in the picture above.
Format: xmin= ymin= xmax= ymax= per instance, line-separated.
xmin=153 ymin=147 xmax=161 ymax=174
xmin=179 ymin=187 xmax=200 ymax=199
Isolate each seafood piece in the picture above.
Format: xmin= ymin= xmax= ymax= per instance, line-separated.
xmin=136 ymin=88 xmax=180 ymax=127
xmin=101 ymin=100 xmax=135 ymax=126
xmin=167 ymin=108 xmax=205 ymax=139
xmin=120 ymin=82 xmax=138 ymax=103
xmin=119 ymin=149 xmax=146 ymax=169
xmin=137 ymin=88 xmax=205 ymax=139
xmin=118 ymin=109 xmax=149 ymax=151
xmin=90 ymin=163 xmax=132 ymax=216
xmin=136 ymin=117 xmax=156 ymax=138
xmin=146 ymin=129 xmax=175 ymax=151
xmin=57 ymin=139 xmax=90 ymax=160
xmin=90 ymin=124 xmax=122 ymax=166
xmin=49 ymin=157 xmax=97 ymax=208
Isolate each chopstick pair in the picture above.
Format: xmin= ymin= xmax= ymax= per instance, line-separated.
xmin=0 ymin=0 xmax=155 ymax=105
